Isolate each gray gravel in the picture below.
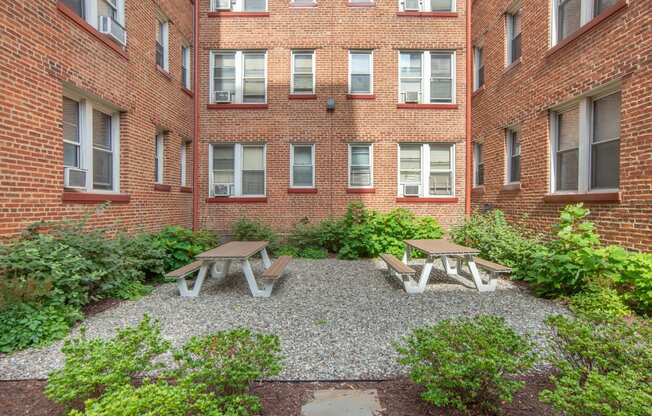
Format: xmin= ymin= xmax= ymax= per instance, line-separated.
xmin=0 ymin=258 xmax=568 ymax=381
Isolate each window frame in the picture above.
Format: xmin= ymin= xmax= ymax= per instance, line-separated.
xmin=291 ymin=50 xmax=316 ymax=95
xmin=209 ymin=50 xmax=268 ymax=104
xmin=182 ymin=45 xmax=192 ymax=90
xmin=62 ymin=91 xmax=121 ymax=193
xmin=473 ymin=46 xmax=484 ymax=91
xmin=506 ymin=8 xmax=522 ymax=65
xmin=155 ymin=134 xmax=165 ymax=184
xmin=551 ymin=0 xmax=613 ymax=46
xmin=156 ymin=19 xmax=170 ymax=71
xmin=208 ymin=143 xmax=267 ymax=197
xmin=210 ymin=0 xmax=268 ymax=12
xmin=549 ymin=88 xmax=621 ymax=194
xmin=289 ymin=144 xmax=316 ymax=189
xmin=473 ymin=142 xmax=484 ymax=187
xmin=397 ymin=143 xmax=455 ymax=198
xmin=398 ymin=50 xmax=456 ymax=104
xmin=397 ymin=0 xmax=456 ymax=13
xmin=348 ymin=143 xmax=374 ymax=189
xmin=348 ymin=50 xmax=374 ymax=95
xmin=180 ymin=142 xmax=187 ymax=187
xmin=63 ymin=0 xmax=126 ymax=36
xmin=505 ymin=128 xmax=521 ymax=184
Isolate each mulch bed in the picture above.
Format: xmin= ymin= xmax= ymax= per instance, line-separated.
xmin=0 ymin=373 xmax=554 ymax=416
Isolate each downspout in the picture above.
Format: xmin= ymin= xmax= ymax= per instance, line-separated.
xmin=465 ymin=0 xmax=473 ymax=217
xmin=192 ymin=0 xmax=200 ymax=230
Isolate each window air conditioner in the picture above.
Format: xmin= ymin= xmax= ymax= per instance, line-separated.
xmin=213 ymin=183 xmax=235 ymax=197
xmin=98 ymin=16 xmax=127 ymax=45
xmin=402 ymin=184 xmax=421 ymax=197
xmin=64 ymin=167 xmax=87 ymax=189
xmin=213 ymin=0 xmax=233 ymax=10
xmin=403 ymin=0 xmax=421 ymax=11
xmin=403 ymin=91 xmax=420 ymax=103
xmin=214 ymin=91 xmax=233 ymax=103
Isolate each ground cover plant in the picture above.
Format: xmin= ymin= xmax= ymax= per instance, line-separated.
xmin=46 ymin=316 xmax=282 ymax=416
xmin=396 ymin=315 xmax=537 ymax=415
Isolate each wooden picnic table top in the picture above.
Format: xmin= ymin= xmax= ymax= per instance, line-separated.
xmin=196 ymin=241 xmax=268 ymax=260
xmin=404 ymin=239 xmax=480 ymax=256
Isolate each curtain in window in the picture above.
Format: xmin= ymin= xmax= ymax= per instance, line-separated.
xmin=243 ymin=54 xmax=265 ymax=103
xmin=244 ymin=0 xmax=266 ymax=11
xmin=213 ymin=145 xmax=235 ymax=184
xmin=558 ymin=0 xmax=581 ymax=41
xmin=430 ymin=0 xmax=452 ymax=11
xmin=350 ymin=52 xmax=372 ymax=94
xmin=556 ymin=106 xmax=580 ymax=191
xmin=400 ymin=145 xmax=421 ymax=184
xmin=242 ymin=146 xmax=264 ymax=195
xmin=429 ymin=144 xmax=452 ymax=195
xmin=293 ymin=52 xmax=314 ymax=94
xmin=63 ymin=98 xmax=80 ymax=168
xmin=430 ymin=53 xmax=452 ymax=103
xmin=92 ymin=110 xmax=113 ymax=190
xmin=591 ymin=93 xmax=620 ymax=189
xmin=214 ymin=53 xmax=236 ymax=101
xmin=61 ymin=0 xmax=84 ymax=17
xmin=292 ymin=146 xmax=313 ymax=187
xmin=350 ymin=145 xmax=371 ymax=186
xmin=399 ymin=53 xmax=422 ymax=101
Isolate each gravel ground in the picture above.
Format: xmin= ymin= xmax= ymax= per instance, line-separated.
xmin=0 ymin=258 xmax=568 ymax=381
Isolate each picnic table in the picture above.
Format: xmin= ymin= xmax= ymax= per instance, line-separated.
xmin=167 ymin=241 xmax=291 ymax=298
xmin=391 ymin=239 xmax=498 ymax=294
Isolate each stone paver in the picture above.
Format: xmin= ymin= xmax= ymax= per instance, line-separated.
xmin=301 ymin=389 xmax=383 ymax=416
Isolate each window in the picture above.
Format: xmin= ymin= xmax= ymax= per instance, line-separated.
xmin=210 ymin=0 xmax=267 ymax=12
xmin=180 ymin=142 xmax=188 ymax=187
xmin=474 ymin=143 xmax=484 ymax=186
xmin=182 ymin=45 xmax=192 ymax=90
xmin=349 ymin=144 xmax=373 ymax=188
xmin=209 ymin=144 xmax=266 ymax=197
xmin=349 ymin=51 xmax=373 ymax=95
xmin=506 ymin=129 xmax=521 ymax=183
xmin=290 ymin=144 xmax=315 ymax=188
xmin=292 ymin=0 xmax=316 ymax=5
xmin=473 ymin=46 xmax=484 ymax=90
xmin=398 ymin=143 xmax=455 ymax=197
xmin=399 ymin=51 xmax=455 ymax=104
xmin=155 ymin=134 xmax=165 ymax=184
xmin=291 ymin=50 xmax=315 ymax=95
xmin=550 ymin=90 xmax=620 ymax=193
xmin=156 ymin=19 xmax=169 ymax=71
xmin=506 ymin=9 xmax=522 ymax=65
xmin=60 ymin=0 xmax=126 ymax=44
xmin=210 ymin=51 xmax=267 ymax=104
xmin=62 ymin=94 xmax=120 ymax=192
xmin=398 ymin=0 xmax=454 ymax=12
xmin=552 ymin=0 xmax=618 ymax=45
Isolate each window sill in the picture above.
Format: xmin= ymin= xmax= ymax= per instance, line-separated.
xmin=56 ymin=2 xmax=128 ymax=60
xmin=206 ymin=197 xmax=268 ymax=203
xmin=347 ymin=94 xmax=375 ymax=100
xmin=472 ymin=85 xmax=485 ymax=97
xmin=396 ymin=197 xmax=459 ymax=203
xmin=543 ymin=192 xmax=621 ymax=204
xmin=207 ymin=104 xmax=269 ymax=110
xmin=207 ymin=11 xmax=270 ymax=17
xmin=347 ymin=188 xmax=375 ymax=194
xmin=288 ymin=188 xmax=318 ymax=194
xmin=546 ymin=0 xmax=627 ymax=58
xmin=182 ymin=87 xmax=193 ymax=97
xmin=289 ymin=94 xmax=317 ymax=100
xmin=397 ymin=103 xmax=458 ymax=110
xmin=290 ymin=3 xmax=318 ymax=7
xmin=503 ymin=58 xmax=522 ymax=75
xmin=348 ymin=2 xmax=376 ymax=7
xmin=62 ymin=191 xmax=131 ymax=204
xmin=154 ymin=184 xmax=172 ymax=192
xmin=180 ymin=186 xmax=193 ymax=193
xmin=156 ymin=66 xmax=172 ymax=80
xmin=501 ymin=182 xmax=521 ymax=192
xmin=396 ymin=11 xmax=458 ymax=17
xmin=471 ymin=185 xmax=485 ymax=195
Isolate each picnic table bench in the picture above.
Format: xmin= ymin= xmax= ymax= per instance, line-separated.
xmin=165 ymin=241 xmax=291 ymax=298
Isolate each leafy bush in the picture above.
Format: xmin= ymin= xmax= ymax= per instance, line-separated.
xmin=396 ymin=315 xmax=536 ymax=414
xmin=450 ymin=210 xmax=544 ymax=280
xmin=606 ymin=248 xmax=652 ymax=317
xmin=0 ymin=303 xmax=82 ymax=353
xmin=569 ymin=285 xmax=632 ymax=322
xmin=151 ymin=226 xmax=218 ymax=273
xmin=232 ymin=218 xmax=279 ymax=253
xmin=298 ymin=247 xmax=328 ymax=259
xmin=541 ymin=315 xmax=652 ymax=416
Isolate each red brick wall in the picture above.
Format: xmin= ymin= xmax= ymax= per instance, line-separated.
xmin=198 ymin=0 xmax=469 ymax=235
xmin=471 ymin=0 xmax=652 ymax=251
xmin=0 ymin=0 xmax=194 ymax=238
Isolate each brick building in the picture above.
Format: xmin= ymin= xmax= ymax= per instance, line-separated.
xmin=471 ymin=0 xmax=652 ymax=251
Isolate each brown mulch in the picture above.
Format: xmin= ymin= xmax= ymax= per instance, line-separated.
xmin=0 ymin=373 xmax=555 ymax=416
xmin=81 ymin=298 xmax=123 ymax=317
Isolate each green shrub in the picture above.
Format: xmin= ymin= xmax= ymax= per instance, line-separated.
xmin=298 ymin=247 xmax=328 ymax=259
xmin=569 ymin=285 xmax=632 ymax=322
xmin=541 ymin=315 xmax=652 ymax=416
xmin=275 ymin=245 xmax=299 ymax=257
xmin=232 ymin=218 xmax=279 ymax=253
xmin=152 ymin=226 xmax=218 ymax=272
xmin=396 ymin=315 xmax=536 ymax=414
xmin=46 ymin=315 xmax=171 ymax=405
xmin=606 ymin=248 xmax=652 ymax=317
xmin=450 ymin=210 xmax=544 ymax=280
xmin=0 ymin=302 xmax=82 ymax=353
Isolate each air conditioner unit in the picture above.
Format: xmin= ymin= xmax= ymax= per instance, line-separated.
xmin=98 ymin=16 xmax=127 ymax=45
xmin=403 ymin=91 xmax=420 ymax=103
xmin=213 ymin=183 xmax=234 ymax=197
xmin=402 ymin=184 xmax=421 ymax=196
xmin=213 ymin=0 xmax=233 ymax=10
xmin=214 ymin=91 xmax=233 ymax=103
xmin=403 ymin=0 xmax=421 ymax=11
xmin=64 ymin=167 xmax=87 ymax=189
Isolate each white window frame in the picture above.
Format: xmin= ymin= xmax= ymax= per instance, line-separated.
xmin=209 ymin=50 xmax=268 ymax=104
xmin=398 ymin=50 xmax=456 ymax=104
xmin=62 ymin=90 xmax=121 ymax=193
xmin=348 ymin=50 xmax=374 ymax=95
xmin=397 ymin=143 xmax=455 ymax=198
xmin=348 ymin=144 xmax=374 ymax=189
xmin=156 ymin=19 xmax=170 ymax=71
xmin=398 ymin=0 xmax=455 ymax=12
xmin=473 ymin=46 xmax=484 ymax=91
xmin=551 ymin=0 xmax=607 ymax=47
xmin=289 ymin=144 xmax=316 ymax=188
xmin=291 ymin=50 xmax=316 ymax=95
xmin=155 ymin=134 xmax=165 ymax=184
xmin=182 ymin=45 xmax=192 ymax=89
xmin=549 ymin=86 xmax=621 ymax=194
xmin=208 ymin=143 xmax=267 ymax=197
xmin=473 ymin=142 xmax=484 ymax=187
xmin=291 ymin=0 xmax=317 ymax=6
xmin=505 ymin=128 xmax=521 ymax=184
xmin=180 ymin=142 xmax=187 ymax=186
xmin=210 ymin=0 xmax=268 ymax=12
xmin=505 ymin=8 xmax=522 ymax=66
xmin=67 ymin=0 xmax=126 ymax=31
